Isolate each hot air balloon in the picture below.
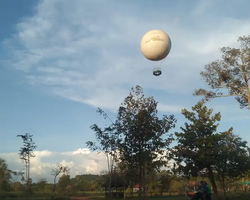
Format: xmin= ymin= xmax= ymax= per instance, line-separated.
xmin=140 ymin=30 xmax=171 ymax=76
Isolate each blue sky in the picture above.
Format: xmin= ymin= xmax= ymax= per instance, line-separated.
xmin=0 ymin=0 xmax=250 ymax=182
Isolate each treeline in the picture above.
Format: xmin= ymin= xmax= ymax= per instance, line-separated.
xmin=0 ymin=167 xmax=101 ymax=194
xmin=1 ymin=162 xmax=249 ymax=197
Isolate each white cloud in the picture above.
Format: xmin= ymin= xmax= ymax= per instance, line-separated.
xmin=72 ymin=148 xmax=91 ymax=155
xmin=2 ymin=0 xmax=250 ymax=113
xmin=0 ymin=148 xmax=107 ymax=183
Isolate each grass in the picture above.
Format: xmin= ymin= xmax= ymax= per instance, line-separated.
xmin=1 ymin=191 xmax=250 ymax=200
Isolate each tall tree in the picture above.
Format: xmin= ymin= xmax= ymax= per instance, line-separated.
xmin=17 ymin=133 xmax=37 ymax=191
xmin=116 ymin=85 xmax=176 ymax=200
xmin=86 ymin=108 xmax=118 ymax=199
xmin=172 ymin=101 xmax=227 ymax=199
xmin=194 ymin=35 xmax=250 ymax=109
xmin=50 ymin=164 xmax=70 ymax=200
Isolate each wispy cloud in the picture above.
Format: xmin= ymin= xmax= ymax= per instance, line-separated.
xmin=2 ymin=0 xmax=250 ymax=112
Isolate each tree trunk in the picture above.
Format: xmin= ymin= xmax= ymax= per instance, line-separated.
xmin=50 ymin=176 xmax=57 ymax=200
xmin=108 ymin=174 xmax=112 ymax=199
xmin=242 ymin=65 xmax=250 ymax=109
xmin=142 ymin=165 xmax=146 ymax=200
xmin=207 ymin=166 xmax=219 ymax=200
xmin=247 ymin=89 xmax=250 ymax=109
xmin=25 ymin=161 xmax=28 ymax=190
xmin=25 ymin=159 xmax=29 ymax=193
xmin=139 ymin=165 xmax=142 ymax=200
xmin=222 ymin=187 xmax=226 ymax=200
xmin=221 ymin=173 xmax=227 ymax=200
xmin=28 ymin=154 xmax=30 ymax=191
xmin=123 ymin=181 xmax=126 ymax=199
xmin=106 ymin=154 xmax=112 ymax=200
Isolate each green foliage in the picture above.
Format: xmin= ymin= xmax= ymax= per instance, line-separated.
xmin=71 ymin=175 xmax=89 ymax=192
xmin=10 ymin=181 xmax=25 ymax=192
xmin=86 ymin=108 xmax=118 ymax=199
xmin=87 ymin=85 xmax=176 ymax=200
xmin=50 ymin=164 xmax=70 ymax=200
xmin=0 ymin=158 xmax=12 ymax=191
xmin=58 ymin=174 xmax=71 ymax=192
xmin=70 ymin=174 xmax=103 ymax=192
xmin=17 ymin=133 xmax=37 ymax=162
xmin=0 ymin=159 xmax=24 ymax=192
xmin=173 ymin=101 xmax=223 ymax=177
xmin=213 ymin=131 xmax=250 ymax=198
xmin=194 ymin=35 xmax=250 ymax=109
xmin=172 ymin=101 xmax=250 ymax=200
xmin=158 ymin=170 xmax=174 ymax=194
xmin=32 ymin=178 xmax=47 ymax=193
xmin=17 ymin=133 xmax=37 ymax=191
xmin=116 ymin=85 xmax=176 ymax=172
xmin=115 ymin=85 xmax=176 ymax=200
xmin=44 ymin=184 xmax=54 ymax=193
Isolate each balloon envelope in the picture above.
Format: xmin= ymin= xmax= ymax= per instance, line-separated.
xmin=140 ymin=30 xmax=171 ymax=61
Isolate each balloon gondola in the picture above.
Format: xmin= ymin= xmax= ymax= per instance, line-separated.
xmin=152 ymin=68 xmax=162 ymax=76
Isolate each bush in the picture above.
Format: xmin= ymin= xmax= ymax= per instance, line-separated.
xmin=0 ymin=192 xmax=17 ymax=199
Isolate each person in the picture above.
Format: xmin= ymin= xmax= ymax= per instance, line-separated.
xmin=204 ymin=182 xmax=212 ymax=200
xmin=196 ymin=181 xmax=207 ymax=200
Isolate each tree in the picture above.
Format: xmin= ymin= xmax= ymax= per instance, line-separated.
xmin=11 ymin=181 xmax=25 ymax=193
xmin=50 ymin=164 xmax=70 ymax=200
xmin=158 ymin=170 xmax=173 ymax=195
xmin=71 ymin=175 xmax=90 ymax=193
xmin=213 ymin=132 xmax=250 ymax=200
xmin=0 ymin=159 xmax=23 ymax=192
xmin=58 ymin=174 xmax=71 ymax=192
xmin=194 ymin=35 xmax=250 ymax=109
xmin=36 ymin=178 xmax=47 ymax=192
xmin=0 ymin=158 xmax=11 ymax=191
xmin=86 ymin=108 xmax=119 ymax=199
xmin=172 ymin=101 xmax=231 ymax=200
xmin=115 ymin=161 xmax=138 ymax=198
xmin=115 ymin=85 xmax=176 ymax=200
xmin=17 ymin=133 xmax=37 ymax=191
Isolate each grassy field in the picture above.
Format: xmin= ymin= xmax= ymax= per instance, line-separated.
xmin=2 ymin=191 xmax=250 ymax=200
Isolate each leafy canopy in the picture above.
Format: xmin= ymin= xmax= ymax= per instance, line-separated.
xmin=194 ymin=35 xmax=250 ymax=109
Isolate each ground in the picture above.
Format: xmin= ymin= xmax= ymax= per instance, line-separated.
xmin=2 ymin=191 xmax=250 ymax=200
